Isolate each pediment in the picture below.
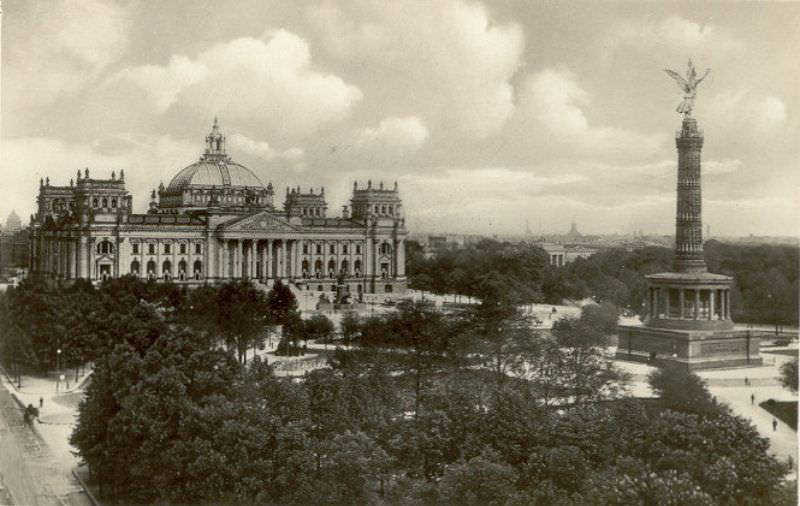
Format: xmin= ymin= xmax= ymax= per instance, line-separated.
xmin=223 ymin=211 xmax=298 ymax=233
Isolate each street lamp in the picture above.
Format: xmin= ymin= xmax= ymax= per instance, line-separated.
xmin=56 ymin=348 xmax=62 ymax=392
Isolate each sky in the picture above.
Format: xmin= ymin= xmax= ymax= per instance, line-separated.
xmin=1 ymin=0 xmax=798 ymax=237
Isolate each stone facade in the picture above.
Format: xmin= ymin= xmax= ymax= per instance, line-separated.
xmin=29 ymin=121 xmax=408 ymax=297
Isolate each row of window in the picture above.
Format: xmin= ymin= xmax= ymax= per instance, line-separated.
xmin=306 ymin=284 xmax=393 ymax=293
xmin=302 ymin=243 xmax=364 ymax=255
xmin=91 ymin=196 xmax=120 ymax=208
xmin=132 ymin=242 xmax=203 ymax=255
xmin=130 ymin=259 xmax=203 ymax=281
xmin=301 ymin=208 xmax=323 ymax=217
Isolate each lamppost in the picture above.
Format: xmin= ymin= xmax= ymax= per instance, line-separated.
xmin=56 ymin=348 xmax=62 ymax=392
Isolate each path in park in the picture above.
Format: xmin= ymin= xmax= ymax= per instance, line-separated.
xmin=0 ymin=380 xmax=92 ymax=505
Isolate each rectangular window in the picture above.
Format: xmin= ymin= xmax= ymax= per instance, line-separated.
xmin=356 ymin=244 xmax=362 ymax=254
xmin=133 ymin=244 xmax=139 ymax=254
xmin=316 ymin=244 xmax=322 ymax=255
xmin=148 ymin=244 xmax=155 ymax=255
xmin=195 ymin=243 xmax=202 ymax=254
xmin=180 ymin=244 xmax=186 ymax=254
xmin=329 ymin=244 xmax=335 ymax=254
xmin=302 ymin=244 xmax=308 ymax=254
xmin=164 ymin=244 xmax=171 ymax=254
xmin=343 ymin=245 xmax=348 ymax=254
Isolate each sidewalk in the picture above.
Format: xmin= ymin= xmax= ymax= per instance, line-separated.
xmin=0 ymin=367 xmax=93 ymax=504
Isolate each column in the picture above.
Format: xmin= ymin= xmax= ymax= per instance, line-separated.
xmin=88 ymin=238 xmax=96 ymax=280
xmin=397 ymin=239 xmax=406 ymax=277
xmin=693 ymin=289 xmax=700 ymax=320
xmin=249 ymin=241 xmax=255 ymax=279
xmin=235 ymin=240 xmax=242 ymax=279
xmin=293 ymin=240 xmax=300 ymax=279
xmin=664 ymin=288 xmax=671 ymax=317
xmin=709 ymin=289 xmax=715 ymax=320
xmin=218 ymin=241 xmax=225 ymax=279
xmin=678 ymin=289 xmax=685 ymax=319
xmin=725 ymin=290 xmax=731 ymax=320
xmin=281 ymin=240 xmax=287 ymax=278
xmin=266 ymin=239 xmax=273 ymax=279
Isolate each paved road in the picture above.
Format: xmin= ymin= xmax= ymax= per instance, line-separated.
xmin=0 ymin=382 xmax=91 ymax=506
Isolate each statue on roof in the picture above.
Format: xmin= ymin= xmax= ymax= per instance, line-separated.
xmin=664 ymin=59 xmax=710 ymax=116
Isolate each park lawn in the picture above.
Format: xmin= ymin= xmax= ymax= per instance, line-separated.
xmin=759 ymin=400 xmax=798 ymax=431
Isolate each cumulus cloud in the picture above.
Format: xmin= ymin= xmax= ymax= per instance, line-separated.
xmin=518 ymin=68 xmax=665 ymax=155
xmin=108 ymin=29 xmax=363 ymax=137
xmin=306 ymin=0 xmax=524 ymax=138
xmin=355 ymin=116 xmax=429 ymax=151
xmin=4 ymin=0 xmax=130 ymax=108
xmin=228 ymin=134 xmax=305 ymax=171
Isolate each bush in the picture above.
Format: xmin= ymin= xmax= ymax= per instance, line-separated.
xmin=274 ymin=338 xmax=303 ymax=356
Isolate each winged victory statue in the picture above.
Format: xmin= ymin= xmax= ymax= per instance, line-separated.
xmin=664 ymin=59 xmax=710 ymax=116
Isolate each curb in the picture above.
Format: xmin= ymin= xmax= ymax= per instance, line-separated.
xmin=72 ymin=468 xmax=101 ymax=506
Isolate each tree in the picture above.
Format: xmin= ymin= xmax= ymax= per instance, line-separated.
xmin=304 ymin=314 xmax=334 ymax=344
xmin=438 ymin=452 xmax=518 ymax=506
xmin=648 ymin=364 xmax=721 ymax=417
xmin=266 ymin=279 xmax=299 ymax=325
xmin=551 ymin=315 xmax=624 ymax=403
xmin=779 ymin=358 xmax=798 ymax=393
xmin=216 ymin=281 xmax=270 ymax=364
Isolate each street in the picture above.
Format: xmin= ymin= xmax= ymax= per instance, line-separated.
xmin=0 ymin=382 xmax=91 ymax=506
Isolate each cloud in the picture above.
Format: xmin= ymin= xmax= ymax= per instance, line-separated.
xmin=704 ymin=159 xmax=742 ymax=175
xmin=518 ymin=68 xmax=665 ymax=156
xmin=4 ymin=0 xmax=131 ymax=108
xmin=0 ymin=134 xmax=200 ymax=220
xmin=108 ymin=29 xmax=363 ymax=137
xmin=707 ymin=89 xmax=787 ymax=132
xmin=355 ymin=116 xmax=429 ymax=151
xmin=228 ymin=133 xmax=305 ymax=171
xmin=612 ymin=15 xmax=739 ymax=51
xmin=306 ymin=0 xmax=524 ymax=138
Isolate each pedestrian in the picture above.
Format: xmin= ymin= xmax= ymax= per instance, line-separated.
xmin=772 ymin=418 xmax=778 ymax=431
xmin=788 ymin=455 xmax=794 ymax=471
xmin=39 ymin=397 xmax=43 ymax=408
xmin=751 ymin=393 xmax=755 ymax=405
xmin=744 ymin=377 xmax=749 ymax=386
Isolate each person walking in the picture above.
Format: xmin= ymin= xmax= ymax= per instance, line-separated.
xmin=772 ymin=418 xmax=778 ymax=431
xmin=39 ymin=397 xmax=43 ymax=409
xmin=751 ymin=393 xmax=755 ymax=405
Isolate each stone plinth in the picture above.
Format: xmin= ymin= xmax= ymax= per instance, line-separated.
xmin=616 ymin=323 xmax=761 ymax=370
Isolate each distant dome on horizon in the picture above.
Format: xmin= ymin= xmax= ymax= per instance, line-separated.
xmin=5 ymin=210 xmax=22 ymax=232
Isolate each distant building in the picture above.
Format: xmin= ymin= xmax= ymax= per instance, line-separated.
xmin=4 ymin=210 xmax=22 ymax=233
xmin=29 ymin=120 xmax=408 ymax=296
xmin=539 ymin=242 xmax=597 ymax=267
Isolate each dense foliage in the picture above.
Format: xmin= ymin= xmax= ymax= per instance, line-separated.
xmin=60 ymin=288 xmax=793 ymax=505
xmin=0 ymin=277 xmax=300 ymax=377
xmin=408 ymin=239 xmax=799 ymax=325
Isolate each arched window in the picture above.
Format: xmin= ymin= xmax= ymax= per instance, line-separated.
xmin=381 ymin=262 xmax=390 ymax=279
xmin=388 ymin=205 xmax=393 ymax=214
xmin=381 ymin=205 xmax=386 ymax=214
xmin=380 ymin=243 xmax=392 ymax=255
xmin=302 ymin=259 xmax=310 ymax=277
xmin=178 ymin=260 xmax=187 ymax=281
xmin=97 ymin=240 xmax=114 ymax=254
xmin=111 ymin=198 xmax=117 ymax=208
xmin=354 ymin=259 xmax=362 ymax=276
xmin=147 ymin=260 xmax=157 ymax=280
xmin=341 ymin=260 xmax=349 ymax=275
xmin=385 ymin=284 xmax=393 ymax=293
xmin=162 ymin=260 xmax=172 ymax=280
xmin=327 ymin=259 xmax=336 ymax=277
xmin=92 ymin=197 xmax=99 ymax=208
xmin=102 ymin=197 xmax=108 ymax=207
xmin=130 ymin=260 xmax=140 ymax=276
xmin=193 ymin=260 xmax=203 ymax=280
xmin=314 ymin=259 xmax=323 ymax=278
